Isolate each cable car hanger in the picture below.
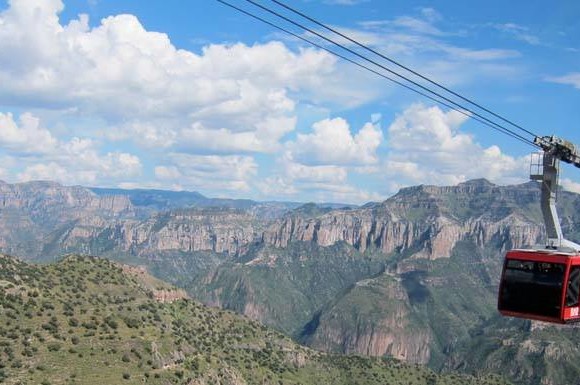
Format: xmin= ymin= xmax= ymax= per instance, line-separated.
xmin=533 ymin=136 xmax=580 ymax=251
xmin=498 ymin=136 xmax=580 ymax=323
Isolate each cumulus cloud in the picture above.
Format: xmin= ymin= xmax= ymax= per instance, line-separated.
xmin=384 ymin=104 xmax=528 ymax=191
xmin=254 ymin=115 xmax=385 ymax=202
xmin=562 ymin=178 xmax=580 ymax=194
xmin=154 ymin=153 xmax=258 ymax=194
xmin=288 ymin=117 xmax=382 ymax=166
xmin=0 ymin=0 xmax=391 ymax=196
xmin=0 ymin=112 xmax=58 ymax=154
xmin=0 ymin=111 xmax=142 ymax=185
xmin=254 ymin=149 xmax=380 ymax=203
xmin=104 ymin=120 xmax=178 ymax=148
xmin=179 ymin=115 xmax=297 ymax=154
xmin=0 ymin=0 xmax=377 ymax=157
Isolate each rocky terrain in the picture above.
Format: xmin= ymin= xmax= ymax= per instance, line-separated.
xmin=1 ymin=178 xmax=580 ymax=384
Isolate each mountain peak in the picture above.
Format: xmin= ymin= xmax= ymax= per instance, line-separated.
xmin=457 ymin=178 xmax=495 ymax=187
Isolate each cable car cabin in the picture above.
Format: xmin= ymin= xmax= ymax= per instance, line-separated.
xmin=498 ymin=249 xmax=580 ymax=323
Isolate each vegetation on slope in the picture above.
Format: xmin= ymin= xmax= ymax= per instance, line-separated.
xmin=0 ymin=254 xmax=509 ymax=385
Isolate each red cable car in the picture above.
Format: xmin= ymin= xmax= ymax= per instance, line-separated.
xmin=498 ymin=249 xmax=580 ymax=323
xmin=498 ymin=136 xmax=580 ymax=324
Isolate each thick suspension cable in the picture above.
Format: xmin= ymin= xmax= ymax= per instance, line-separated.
xmin=267 ymin=0 xmax=539 ymax=139
xmin=239 ymin=0 xmax=538 ymax=147
xmin=216 ymin=0 xmax=537 ymax=148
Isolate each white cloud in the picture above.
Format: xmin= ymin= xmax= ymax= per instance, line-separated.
xmin=384 ymin=104 xmax=528 ymax=191
xmin=179 ymin=115 xmax=296 ymax=154
xmin=155 ymin=166 xmax=182 ymax=180
xmin=547 ymin=73 xmax=580 ymax=90
xmin=104 ymin=121 xmax=177 ymax=148
xmin=155 ymin=153 xmax=258 ymax=193
xmin=493 ymin=23 xmax=540 ymax=46
xmin=17 ymin=162 xmax=70 ymax=182
xmin=562 ymin=178 xmax=580 ymax=194
xmin=0 ymin=0 xmax=384 ymax=159
xmin=288 ymin=117 xmax=382 ymax=166
xmin=0 ymin=112 xmax=58 ymax=154
xmin=1 ymin=111 xmax=142 ymax=185
xmin=17 ymin=149 xmax=142 ymax=185
xmin=420 ymin=8 xmax=442 ymax=23
xmin=254 ymin=150 xmax=379 ymax=204
xmin=285 ymin=160 xmax=348 ymax=184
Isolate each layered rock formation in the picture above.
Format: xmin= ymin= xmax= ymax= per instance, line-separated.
xmin=0 ymin=180 xmax=133 ymax=216
xmin=0 ymin=179 xmax=549 ymax=262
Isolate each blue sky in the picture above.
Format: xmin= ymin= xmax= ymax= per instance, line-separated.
xmin=0 ymin=0 xmax=578 ymax=203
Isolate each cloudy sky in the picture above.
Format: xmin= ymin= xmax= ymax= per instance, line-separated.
xmin=0 ymin=0 xmax=579 ymax=203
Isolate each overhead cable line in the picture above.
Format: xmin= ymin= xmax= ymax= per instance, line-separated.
xmin=239 ymin=0 xmax=537 ymax=147
xmin=216 ymin=0 xmax=536 ymax=147
xmin=217 ymin=0 xmax=538 ymax=148
xmin=266 ymin=0 xmax=539 ymax=140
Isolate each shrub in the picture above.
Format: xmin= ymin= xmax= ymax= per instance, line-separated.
xmin=47 ymin=342 xmax=61 ymax=352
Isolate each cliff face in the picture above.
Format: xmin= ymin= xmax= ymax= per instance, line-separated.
xmin=262 ymin=209 xmax=541 ymax=260
xmin=0 ymin=179 xmax=546 ymax=263
xmin=60 ymin=180 xmax=544 ymax=262
xmin=262 ymin=179 xmax=544 ymax=260
xmin=0 ymin=180 xmax=133 ymax=217
xmin=303 ymin=276 xmax=432 ymax=364
xmin=0 ymin=180 xmax=134 ymax=256
xmin=125 ymin=210 xmax=258 ymax=256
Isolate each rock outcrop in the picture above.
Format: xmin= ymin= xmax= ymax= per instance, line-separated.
xmin=305 ymin=277 xmax=432 ymax=364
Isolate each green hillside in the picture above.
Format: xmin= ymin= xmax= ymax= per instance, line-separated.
xmin=0 ymin=254 xmax=509 ymax=385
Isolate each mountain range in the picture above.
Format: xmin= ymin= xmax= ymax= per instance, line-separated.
xmin=1 ymin=178 xmax=579 ymax=385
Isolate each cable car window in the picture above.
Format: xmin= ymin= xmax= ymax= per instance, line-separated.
xmin=566 ymin=267 xmax=580 ymax=307
xmin=506 ymin=260 xmax=534 ymax=271
xmin=499 ymin=259 xmax=565 ymax=318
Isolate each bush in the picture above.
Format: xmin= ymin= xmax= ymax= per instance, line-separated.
xmin=47 ymin=342 xmax=61 ymax=352
xmin=123 ymin=317 xmax=141 ymax=329
xmin=105 ymin=317 xmax=118 ymax=330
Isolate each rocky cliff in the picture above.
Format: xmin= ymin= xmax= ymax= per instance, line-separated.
xmin=0 ymin=180 xmax=134 ymax=256
xmin=0 ymin=179 xmax=548 ymax=263
xmin=261 ymin=180 xmax=544 ymax=262
xmin=0 ymin=180 xmax=133 ymax=216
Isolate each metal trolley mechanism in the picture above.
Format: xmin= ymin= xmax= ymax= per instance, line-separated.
xmin=498 ymin=136 xmax=580 ymax=323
